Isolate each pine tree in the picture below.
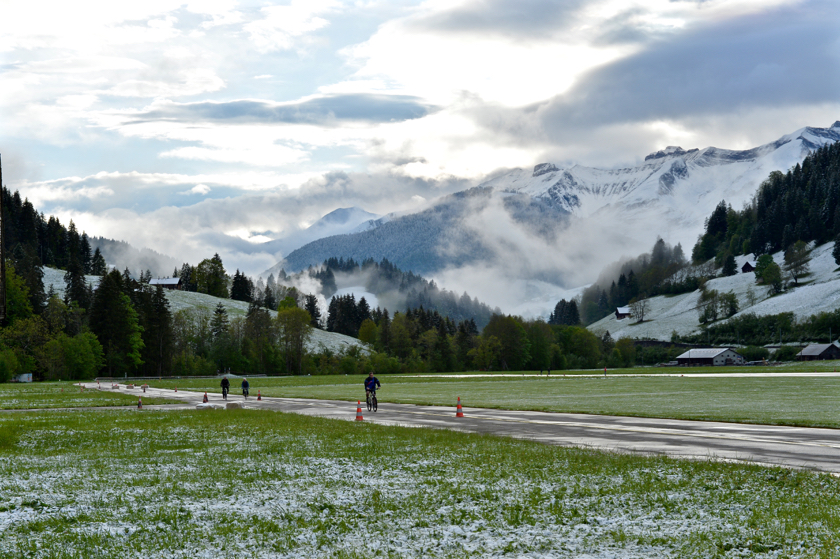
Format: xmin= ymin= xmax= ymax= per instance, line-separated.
xmin=211 ymin=303 xmax=229 ymax=340
xmin=89 ymin=270 xmax=144 ymax=375
xmin=230 ymin=270 xmax=252 ymax=302
xmin=64 ymin=256 xmax=91 ymax=310
xmin=722 ymin=253 xmax=738 ymax=276
xmin=80 ymin=233 xmax=92 ymax=273
xmin=12 ymin=243 xmax=46 ymax=313
xmin=304 ymin=294 xmax=322 ymax=328
xmin=378 ymin=309 xmax=391 ymax=351
xmin=91 ymin=248 xmax=107 ymax=276
xmin=833 ymin=236 xmax=840 ymax=266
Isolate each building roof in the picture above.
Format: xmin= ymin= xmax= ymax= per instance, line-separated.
xmin=616 ymin=306 xmax=631 ymax=315
xmin=797 ymin=343 xmax=839 ymax=357
xmin=149 ymin=277 xmax=181 ymax=286
xmin=675 ymin=348 xmax=735 ymax=359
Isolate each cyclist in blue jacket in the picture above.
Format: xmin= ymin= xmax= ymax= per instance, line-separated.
xmin=364 ymin=372 xmax=380 ymax=397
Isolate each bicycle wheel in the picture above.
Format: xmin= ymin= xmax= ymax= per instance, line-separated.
xmin=372 ymin=394 xmax=377 ymax=412
xmin=366 ymin=393 xmax=372 ymax=412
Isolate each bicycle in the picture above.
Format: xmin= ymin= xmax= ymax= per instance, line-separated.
xmin=222 ymin=387 xmax=229 ymax=400
xmin=366 ymin=389 xmax=378 ymax=412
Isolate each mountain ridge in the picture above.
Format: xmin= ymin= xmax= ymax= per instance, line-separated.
xmin=265 ymin=122 xmax=840 ymax=314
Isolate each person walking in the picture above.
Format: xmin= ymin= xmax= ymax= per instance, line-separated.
xmin=241 ymin=378 xmax=250 ymax=398
xmin=221 ymin=376 xmax=230 ymax=400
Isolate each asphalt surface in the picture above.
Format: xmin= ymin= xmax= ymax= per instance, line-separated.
xmin=81 ymin=382 xmax=840 ymax=474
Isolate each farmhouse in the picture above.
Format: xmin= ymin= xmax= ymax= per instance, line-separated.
xmin=675 ymin=348 xmax=745 ymax=366
xmin=741 ymin=262 xmax=755 ymax=273
xmin=615 ymin=306 xmax=632 ymax=320
xmin=149 ymin=277 xmax=182 ymax=290
xmin=796 ymin=343 xmax=840 ymax=361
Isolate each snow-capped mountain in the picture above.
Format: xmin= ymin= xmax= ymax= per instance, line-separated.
xmin=481 ymin=122 xmax=840 ymax=248
xmin=260 ymin=206 xmax=379 ymax=261
xmin=271 ymin=187 xmax=570 ymax=277
xmin=266 ymin=123 xmax=840 ymax=314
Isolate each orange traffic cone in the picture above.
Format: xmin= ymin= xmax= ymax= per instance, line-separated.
xmin=257 ymin=390 xmax=262 ymax=401
xmin=174 ymin=386 xmax=177 ymax=392
xmin=456 ymin=396 xmax=464 ymax=418
xmin=203 ymin=392 xmax=208 ymax=403
xmin=137 ymin=397 xmax=142 ymax=409
xmin=355 ymin=401 xmax=364 ymax=421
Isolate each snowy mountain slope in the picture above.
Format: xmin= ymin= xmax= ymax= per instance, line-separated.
xmin=263 ymin=122 xmax=839 ymax=315
xmin=587 ymin=242 xmax=840 ymax=342
xmin=41 ymin=268 xmax=366 ymax=354
xmin=275 ymin=187 xmax=570 ymax=276
xmin=483 ymin=122 xmax=840 ymax=249
xmin=260 ymin=207 xmax=379 ymax=262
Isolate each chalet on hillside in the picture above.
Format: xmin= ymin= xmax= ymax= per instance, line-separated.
xmin=615 ymin=306 xmax=632 ymax=320
xmin=796 ymin=343 xmax=840 ymax=361
xmin=676 ymin=348 xmax=745 ymax=366
xmin=741 ymin=262 xmax=755 ymax=273
xmin=149 ymin=277 xmax=182 ymax=290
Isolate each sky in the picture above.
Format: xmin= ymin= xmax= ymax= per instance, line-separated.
xmin=1 ymin=0 xmax=839 ymax=280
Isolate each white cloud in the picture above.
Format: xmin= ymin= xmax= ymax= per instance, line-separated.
xmin=244 ymin=0 xmax=340 ymax=52
xmin=186 ymin=184 xmax=212 ymax=195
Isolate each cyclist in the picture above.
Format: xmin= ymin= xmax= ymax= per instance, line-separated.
xmin=220 ymin=376 xmax=230 ymax=400
xmin=364 ymin=371 xmax=380 ymax=399
xmin=241 ymin=378 xmax=250 ymax=398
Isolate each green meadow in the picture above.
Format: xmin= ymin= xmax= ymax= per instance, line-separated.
xmin=2 ymin=409 xmax=839 ymax=558
xmin=0 ymin=381 xmax=178 ymax=410
xmin=144 ymin=367 xmax=840 ymax=428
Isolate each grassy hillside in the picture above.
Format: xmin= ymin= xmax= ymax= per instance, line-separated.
xmin=42 ymin=267 xmax=367 ymax=355
xmin=588 ymin=241 xmax=840 ymax=341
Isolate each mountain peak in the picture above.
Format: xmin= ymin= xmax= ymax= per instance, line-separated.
xmin=832 ymin=121 xmax=840 ymax=130
xmin=319 ymin=207 xmax=375 ymax=225
xmin=644 ymin=146 xmax=698 ymax=161
xmin=532 ymin=163 xmax=559 ymax=177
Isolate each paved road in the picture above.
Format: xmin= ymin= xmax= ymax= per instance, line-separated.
xmin=82 ymin=382 xmax=840 ymax=474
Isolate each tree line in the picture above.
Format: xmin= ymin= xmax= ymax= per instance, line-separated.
xmin=575 ymin=238 xmax=690 ymax=324
xmin=691 ymin=141 xmax=840 ymax=266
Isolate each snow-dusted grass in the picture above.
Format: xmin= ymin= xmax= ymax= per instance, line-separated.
xmin=2 ymin=410 xmax=839 ymax=558
xmin=0 ymin=382 xmax=177 ymax=410
xmin=42 ymin=268 xmax=366 ymax=355
xmin=144 ymin=371 xmax=840 ymax=428
xmin=589 ymin=242 xmax=840 ymax=341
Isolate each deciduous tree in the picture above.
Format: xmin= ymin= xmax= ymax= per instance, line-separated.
xmin=783 ymin=240 xmax=810 ymax=285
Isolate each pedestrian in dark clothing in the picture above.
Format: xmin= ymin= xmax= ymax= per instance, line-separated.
xmin=242 ymin=378 xmax=250 ymax=398
xmin=221 ymin=376 xmax=230 ymax=400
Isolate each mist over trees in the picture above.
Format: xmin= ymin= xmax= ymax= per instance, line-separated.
xmin=577 ymin=238 xmax=689 ymax=324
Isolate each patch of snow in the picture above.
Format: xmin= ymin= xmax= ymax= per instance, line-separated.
xmin=42 ymin=268 xmax=368 ymax=355
xmin=589 ymin=242 xmax=840 ymax=341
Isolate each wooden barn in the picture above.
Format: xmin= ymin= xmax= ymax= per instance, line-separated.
xmin=741 ymin=262 xmax=755 ymax=273
xmin=615 ymin=306 xmax=632 ymax=320
xmin=149 ymin=277 xmax=182 ymax=290
xmin=796 ymin=343 xmax=840 ymax=361
xmin=676 ymin=348 xmax=745 ymax=366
